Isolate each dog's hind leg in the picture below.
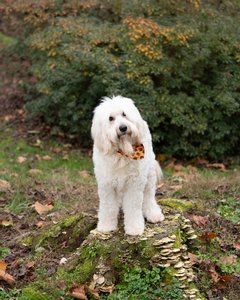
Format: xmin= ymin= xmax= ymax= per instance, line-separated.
xmin=142 ymin=166 xmax=164 ymax=223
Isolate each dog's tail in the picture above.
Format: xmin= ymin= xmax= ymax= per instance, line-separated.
xmin=155 ymin=160 xmax=164 ymax=185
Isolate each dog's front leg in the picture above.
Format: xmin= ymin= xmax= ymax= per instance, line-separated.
xmin=122 ymin=188 xmax=145 ymax=236
xmin=97 ymin=186 xmax=119 ymax=233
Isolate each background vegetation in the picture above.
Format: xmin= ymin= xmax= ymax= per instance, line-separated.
xmin=1 ymin=0 xmax=240 ymax=159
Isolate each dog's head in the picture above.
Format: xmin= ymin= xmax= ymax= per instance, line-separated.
xmin=91 ymin=95 xmax=150 ymax=155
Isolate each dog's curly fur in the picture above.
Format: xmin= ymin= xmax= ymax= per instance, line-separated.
xmin=91 ymin=95 xmax=164 ymax=236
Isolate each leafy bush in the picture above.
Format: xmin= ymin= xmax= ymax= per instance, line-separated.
xmin=1 ymin=0 xmax=240 ymax=158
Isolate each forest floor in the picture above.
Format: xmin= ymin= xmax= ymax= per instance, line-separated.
xmin=0 ymin=34 xmax=240 ymax=300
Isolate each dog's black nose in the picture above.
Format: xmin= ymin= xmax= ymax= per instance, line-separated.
xmin=119 ymin=124 xmax=127 ymax=133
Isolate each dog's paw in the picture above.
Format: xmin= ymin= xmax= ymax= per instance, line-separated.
xmin=125 ymin=224 xmax=144 ymax=236
xmin=97 ymin=221 xmax=117 ymax=233
xmin=146 ymin=210 xmax=165 ymax=223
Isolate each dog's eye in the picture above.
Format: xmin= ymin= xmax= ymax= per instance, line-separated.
xmin=109 ymin=116 xmax=114 ymax=121
xmin=122 ymin=112 xmax=126 ymax=117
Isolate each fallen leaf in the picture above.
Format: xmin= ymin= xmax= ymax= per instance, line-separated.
xmin=174 ymin=164 xmax=185 ymax=172
xmin=32 ymin=201 xmax=54 ymax=215
xmin=234 ymin=241 xmax=240 ymax=250
xmin=50 ymin=146 xmax=62 ymax=153
xmin=199 ymin=232 xmax=218 ymax=242
xmin=207 ymin=163 xmax=227 ymax=172
xmin=0 ymin=260 xmax=8 ymax=272
xmin=0 ymin=179 xmax=10 ymax=189
xmin=17 ymin=156 xmax=27 ymax=164
xmin=169 ymin=185 xmax=183 ymax=191
xmin=220 ymin=256 xmax=236 ymax=265
xmin=0 ymin=220 xmax=13 ymax=227
xmin=200 ymin=260 xmax=232 ymax=290
xmin=35 ymin=221 xmax=46 ymax=228
xmin=156 ymin=182 xmax=165 ymax=189
xmin=66 ymin=282 xmax=88 ymax=300
xmin=42 ymin=155 xmax=52 ymax=160
xmin=78 ymin=170 xmax=90 ymax=178
xmin=2 ymin=114 xmax=15 ymax=123
xmin=188 ymin=214 xmax=209 ymax=228
xmin=0 ymin=269 xmax=16 ymax=287
xmin=62 ymin=155 xmax=69 ymax=160
xmin=213 ymin=275 xmax=232 ymax=290
xmin=64 ymin=143 xmax=72 ymax=148
xmin=85 ymin=282 xmax=99 ymax=298
xmin=0 ymin=196 xmax=7 ymax=207
xmin=26 ymin=261 xmax=35 ymax=269
xmin=28 ymin=169 xmax=43 ymax=175
xmin=187 ymin=252 xmax=198 ymax=266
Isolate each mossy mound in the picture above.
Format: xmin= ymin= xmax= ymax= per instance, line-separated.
xmin=18 ymin=200 xmax=202 ymax=299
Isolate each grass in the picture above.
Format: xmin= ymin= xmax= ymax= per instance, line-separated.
xmin=1 ymin=127 xmax=240 ymax=299
xmin=0 ymin=32 xmax=16 ymax=46
xmin=0 ymin=130 xmax=95 ymax=214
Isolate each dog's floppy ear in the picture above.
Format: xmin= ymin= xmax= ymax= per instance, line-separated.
xmin=91 ymin=114 xmax=112 ymax=154
xmin=137 ymin=118 xmax=152 ymax=145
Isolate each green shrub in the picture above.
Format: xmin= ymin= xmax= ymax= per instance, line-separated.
xmin=1 ymin=0 xmax=240 ymax=159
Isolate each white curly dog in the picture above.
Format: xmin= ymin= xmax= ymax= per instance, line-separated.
xmin=91 ymin=95 xmax=164 ymax=236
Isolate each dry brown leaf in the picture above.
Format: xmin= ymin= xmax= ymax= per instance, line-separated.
xmin=66 ymin=283 xmax=88 ymax=300
xmin=0 ymin=179 xmax=10 ymax=189
xmin=0 ymin=260 xmax=8 ymax=272
xmin=2 ymin=114 xmax=15 ymax=123
xmin=199 ymin=232 xmax=218 ymax=242
xmin=190 ymin=215 xmax=209 ymax=228
xmin=50 ymin=146 xmax=62 ymax=153
xmin=0 ymin=196 xmax=7 ymax=207
xmin=207 ymin=163 xmax=227 ymax=172
xmin=0 ymin=269 xmax=16 ymax=287
xmin=26 ymin=261 xmax=35 ymax=269
xmin=35 ymin=221 xmax=46 ymax=228
xmin=78 ymin=170 xmax=90 ymax=178
xmin=213 ymin=275 xmax=232 ymax=290
xmin=174 ymin=164 xmax=185 ymax=172
xmin=42 ymin=155 xmax=52 ymax=160
xmin=0 ymin=219 xmax=13 ymax=227
xmin=169 ymin=185 xmax=183 ymax=191
xmin=234 ymin=241 xmax=240 ymax=250
xmin=62 ymin=155 xmax=69 ymax=160
xmin=17 ymin=156 xmax=27 ymax=164
xmin=85 ymin=282 xmax=100 ymax=298
xmin=28 ymin=169 xmax=43 ymax=175
xmin=64 ymin=143 xmax=72 ymax=148
xmin=156 ymin=182 xmax=165 ymax=189
xmin=187 ymin=252 xmax=198 ymax=266
xmin=200 ymin=260 xmax=219 ymax=283
xmin=220 ymin=256 xmax=236 ymax=265
xmin=32 ymin=201 xmax=54 ymax=215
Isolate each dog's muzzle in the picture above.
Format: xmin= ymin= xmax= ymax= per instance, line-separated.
xmin=119 ymin=124 xmax=128 ymax=134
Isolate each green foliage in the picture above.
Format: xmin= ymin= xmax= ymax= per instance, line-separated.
xmin=107 ymin=266 xmax=183 ymax=300
xmin=215 ymin=197 xmax=240 ymax=223
xmin=1 ymin=0 xmax=240 ymax=158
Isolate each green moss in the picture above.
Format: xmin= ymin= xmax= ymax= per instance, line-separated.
xmin=21 ymin=236 xmax=34 ymax=247
xmin=174 ymin=228 xmax=182 ymax=249
xmin=141 ymin=241 xmax=157 ymax=259
xmin=159 ymin=198 xmax=194 ymax=211
xmin=21 ymin=287 xmax=54 ymax=300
